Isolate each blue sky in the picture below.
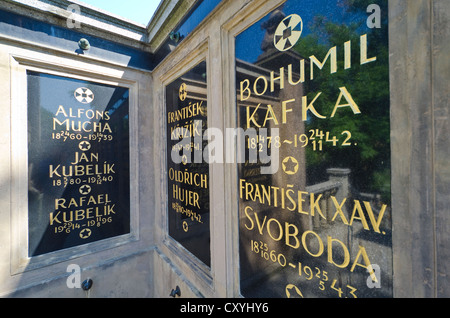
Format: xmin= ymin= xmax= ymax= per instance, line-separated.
xmin=78 ymin=0 xmax=161 ymax=25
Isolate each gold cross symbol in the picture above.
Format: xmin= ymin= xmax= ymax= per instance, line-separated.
xmin=179 ymin=83 xmax=187 ymax=101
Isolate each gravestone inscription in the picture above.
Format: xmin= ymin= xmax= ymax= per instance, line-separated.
xmin=27 ymin=71 xmax=130 ymax=256
xmin=236 ymin=0 xmax=392 ymax=298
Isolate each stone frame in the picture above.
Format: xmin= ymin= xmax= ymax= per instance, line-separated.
xmin=8 ymin=51 xmax=140 ymax=275
xmin=390 ymin=0 xmax=450 ymax=298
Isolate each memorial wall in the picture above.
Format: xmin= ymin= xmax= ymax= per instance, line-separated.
xmin=1 ymin=0 xmax=448 ymax=299
xmin=236 ymin=0 xmax=392 ymax=298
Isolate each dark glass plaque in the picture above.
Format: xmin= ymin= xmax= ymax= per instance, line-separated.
xmin=27 ymin=71 xmax=130 ymax=257
xmin=166 ymin=61 xmax=210 ymax=267
xmin=236 ymin=0 xmax=392 ymax=298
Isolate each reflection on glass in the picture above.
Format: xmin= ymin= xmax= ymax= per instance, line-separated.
xmin=236 ymin=0 xmax=391 ymax=298
xmin=27 ymin=71 xmax=130 ymax=257
xmin=166 ymin=61 xmax=210 ymax=267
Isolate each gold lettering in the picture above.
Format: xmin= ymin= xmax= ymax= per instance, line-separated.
xmin=349 ymin=200 xmax=370 ymax=230
xmin=331 ymin=197 xmax=349 ymax=224
xmin=246 ymin=104 xmax=261 ymax=129
xmin=288 ymin=61 xmax=305 ymax=85
xmin=330 ymin=87 xmax=361 ymax=117
xmin=55 ymin=105 xmax=68 ymax=117
xmin=270 ymin=67 xmax=284 ymax=92
xmin=310 ymin=46 xmax=337 ymax=80
xmin=364 ymin=201 xmax=388 ymax=234
xmin=239 ymin=179 xmax=246 ymax=199
xmin=253 ymin=76 xmax=268 ymax=96
xmin=297 ymin=191 xmax=308 ymax=215
xmin=360 ymin=34 xmax=377 ymax=65
xmin=281 ymin=99 xmax=295 ymax=124
xmin=350 ymin=245 xmax=375 ymax=280
xmin=244 ymin=206 xmax=254 ymax=231
xmin=49 ymin=212 xmax=61 ymax=225
xmin=240 ymin=79 xmax=251 ymax=101
xmin=327 ymin=236 xmax=350 ymax=268
xmin=254 ymin=212 xmax=267 ymax=235
xmin=344 ymin=40 xmax=351 ymax=69
xmin=71 ymin=152 xmax=99 ymax=165
xmin=302 ymin=230 xmax=324 ymax=257
xmin=262 ymin=104 xmax=278 ymax=126
xmin=267 ymin=218 xmax=283 ymax=241
xmin=310 ymin=193 xmax=325 ymax=219
xmin=302 ymin=92 xmax=326 ymax=121
xmin=172 ymin=184 xmax=200 ymax=209
xmin=285 ymin=222 xmax=300 ymax=248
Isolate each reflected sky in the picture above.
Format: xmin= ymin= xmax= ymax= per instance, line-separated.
xmin=236 ymin=0 xmax=368 ymax=63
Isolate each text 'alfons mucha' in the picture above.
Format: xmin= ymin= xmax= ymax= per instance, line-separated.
xmin=236 ymin=0 xmax=392 ymax=298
